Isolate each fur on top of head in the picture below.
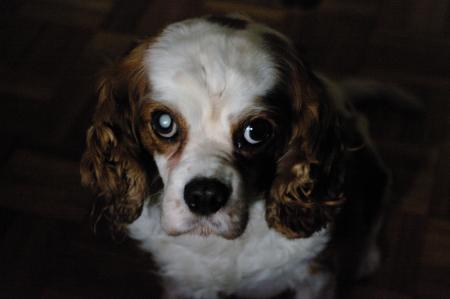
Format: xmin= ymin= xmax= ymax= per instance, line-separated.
xmin=80 ymin=15 xmax=347 ymax=241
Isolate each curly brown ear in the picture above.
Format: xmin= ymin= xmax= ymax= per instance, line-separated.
xmin=266 ymin=127 xmax=346 ymax=239
xmin=80 ymin=43 xmax=152 ymax=240
xmin=264 ymin=35 xmax=347 ymax=238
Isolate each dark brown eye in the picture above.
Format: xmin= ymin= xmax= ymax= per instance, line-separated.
xmin=240 ymin=118 xmax=273 ymax=147
xmin=151 ymin=110 xmax=178 ymax=139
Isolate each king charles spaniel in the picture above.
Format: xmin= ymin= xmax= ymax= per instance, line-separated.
xmin=81 ymin=15 xmax=390 ymax=299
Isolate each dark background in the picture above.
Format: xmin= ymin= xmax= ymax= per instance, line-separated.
xmin=0 ymin=0 xmax=449 ymax=298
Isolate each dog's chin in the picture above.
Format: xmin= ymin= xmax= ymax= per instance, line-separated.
xmin=163 ymin=214 xmax=248 ymax=240
xmin=189 ymin=225 xmax=243 ymax=240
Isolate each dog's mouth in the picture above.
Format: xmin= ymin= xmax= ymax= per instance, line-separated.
xmin=190 ymin=220 xmax=222 ymax=238
xmin=164 ymin=209 xmax=249 ymax=240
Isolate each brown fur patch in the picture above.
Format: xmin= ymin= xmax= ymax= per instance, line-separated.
xmin=80 ymin=39 xmax=161 ymax=241
xmin=261 ymin=30 xmax=347 ymax=238
xmin=230 ymin=110 xmax=282 ymax=198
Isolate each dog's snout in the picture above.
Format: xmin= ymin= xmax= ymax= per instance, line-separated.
xmin=184 ymin=178 xmax=231 ymax=215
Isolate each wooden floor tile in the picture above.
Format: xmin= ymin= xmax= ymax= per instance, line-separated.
xmin=0 ymin=150 xmax=91 ymax=222
xmin=429 ymin=143 xmax=450 ymax=219
xmin=417 ymin=219 xmax=450 ymax=299
xmin=19 ymin=0 xmax=112 ymax=29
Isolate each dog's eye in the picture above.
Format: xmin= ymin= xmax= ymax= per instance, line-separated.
xmin=152 ymin=111 xmax=178 ymax=139
xmin=242 ymin=119 xmax=273 ymax=146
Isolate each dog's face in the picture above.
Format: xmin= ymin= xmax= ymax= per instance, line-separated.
xmin=81 ymin=16 xmax=346 ymax=240
xmin=139 ymin=20 xmax=284 ymax=238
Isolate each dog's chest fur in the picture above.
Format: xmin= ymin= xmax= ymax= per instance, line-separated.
xmin=129 ymin=201 xmax=330 ymax=298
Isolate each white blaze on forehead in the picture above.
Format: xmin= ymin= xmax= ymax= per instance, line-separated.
xmin=145 ymin=18 xmax=278 ymax=145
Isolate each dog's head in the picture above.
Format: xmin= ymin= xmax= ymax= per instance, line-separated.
xmin=80 ymin=16 xmax=346 ymax=240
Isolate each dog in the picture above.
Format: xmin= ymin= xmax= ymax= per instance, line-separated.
xmin=80 ymin=15 xmax=390 ymax=299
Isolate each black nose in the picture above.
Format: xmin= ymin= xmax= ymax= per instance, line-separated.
xmin=184 ymin=178 xmax=231 ymax=215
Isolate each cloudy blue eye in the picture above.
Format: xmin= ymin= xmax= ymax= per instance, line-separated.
xmin=151 ymin=111 xmax=178 ymax=139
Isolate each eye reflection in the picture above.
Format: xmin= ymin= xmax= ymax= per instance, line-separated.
xmin=240 ymin=118 xmax=273 ymax=148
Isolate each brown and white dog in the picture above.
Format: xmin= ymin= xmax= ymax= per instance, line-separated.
xmin=81 ymin=15 xmax=390 ymax=299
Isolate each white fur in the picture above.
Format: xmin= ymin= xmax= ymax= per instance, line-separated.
xmin=129 ymin=201 xmax=330 ymax=299
xmin=128 ymin=17 xmax=333 ymax=299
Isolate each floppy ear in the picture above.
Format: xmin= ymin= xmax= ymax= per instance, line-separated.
xmin=80 ymin=43 xmax=154 ymax=240
xmin=265 ymin=37 xmax=347 ymax=238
